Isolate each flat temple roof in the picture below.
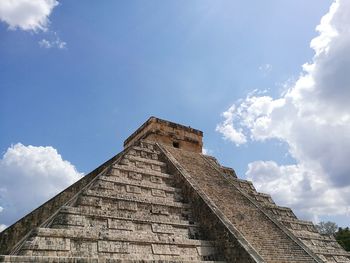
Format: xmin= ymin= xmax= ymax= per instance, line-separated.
xmin=123 ymin=116 xmax=203 ymax=147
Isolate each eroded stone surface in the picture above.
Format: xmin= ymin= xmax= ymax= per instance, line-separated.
xmin=0 ymin=139 xmax=224 ymax=262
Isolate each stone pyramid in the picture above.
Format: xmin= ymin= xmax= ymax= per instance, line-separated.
xmin=0 ymin=117 xmax=349 ymax=263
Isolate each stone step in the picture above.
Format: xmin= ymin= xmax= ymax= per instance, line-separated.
xmin=132 ymin=145 xmax=160 ymax=155
xmin=111 ymin=164 xmax=173 ymax=180
xmin=57 ymin=206 xmax=198 ymax=227
xmin=138 ymin=140 xmax=157 ymax=150
xmin=51 ymin=221 xmax=200 ymax=241
xmin=225 ymin=177 xmax=257 ymax=194
xmin=0 ymin=255 xmax=226 ymax=263
xmin=302 ymin=239 xmax=344 ymax=253
xmin=313 ymin=250 xmax=350 ymax=257
xmin=19 ymin=244 xmax=222 ymax=261
xmin=203 ymin=156 xmax=236 ymax=178
xmin=294 ymin=235 xmax=349 ymax=260
xmin=283 ymin=222 xmax=319 ymax=233
xmin=298 ymin=234 xmax=337 ymax=242
xmin=97 ymin=175 xmax=181 ymax=193
xmin=280 ymin=218 xmax=315 ymax=226
xmin=220 ymin=166 xmax=236 ymax=178
xmin=322 ymin=256 xmax=350 ymax=263
xmin=75 ymin=194 xmax=191 ymax=221
xmin=128 ymin=146 xmax=161 ymax=161
xmin=86 ymin=184 xmax=182 ymax=204
xmin=263 ymin=204 xmax=298 ymax=220
xmin=166 ymin=146 xmax=318 ymax=263
xmin=80 ymin=190 xmax=189 ymax=209
xmin=26 ymin=228 xmax=215 ymax=246
xmin=248 ymin=192 xmax=275 ymax=206
xmin=220 ymin=162 xmax=346 ymax=263
xmin=91 ymin=178 xmax=182 ymax=203
xmin=24 ymin=229 xmax=214 ymax=250
xmin=120 ymin=155 xmax=167 ymax=173
xmin=123 ymin=155 xmax=166 ymax=167
xmin=19 ymin=228 xmax=221 ymax=260
xmin=51 ymin=214 xmax=201 ymax=239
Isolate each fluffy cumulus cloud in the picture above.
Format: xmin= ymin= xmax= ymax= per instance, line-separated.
xmin=217 ymin=0 xmax=350 ymax=222
xmin=0 ymin=0 xmax=66 ymax=49
xmin=0 ymin=143 xmax=83 ymax=227
xmin=0 ymin=0 xmax=58 ymax=31
xmin=216 ymin=105 xmax=247 ymax=146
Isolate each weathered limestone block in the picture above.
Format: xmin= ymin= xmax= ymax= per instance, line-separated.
xmin=70 ymin=241 xmax=98 ymax=257
xmin=151 ymin=244 xmax=180 ymax=255
xmin=23 ymin=237 xmax=70 ymax=251
xmin=113 ymin=164 xmax=172 ymax=181
xmin=118 ymin=201 xmax=138 ymax=211
xmin=78 ymin=195 xmax=103 ymax=208
xmin=128 ymin=172 xmax=142 ymax=181
xmin=151 ymin=189 xmax=166 ymax=198
xmin=151 ymin=205 xmax=169 ymax=215
xmin=99 ymin=175 xmax=177 ymax=193
xmin=151 ymin=224 xmax=174 ymax=234
xmin=151 ymin=164 xmax=162 ymax=172
xmin=119 ymin=158 xmax=130 ymax=166
xmin=139 ymin=141 xmax=156 ymax=150
xmin=97 ymin=241 xmax=130 ymax=254
xmin=108 ymin=219 xmax=134 ymax=231
xmin=109 ymin=168 xmax=120 ymax=177
xmin=125 ymin=185 xmax=141 ymax=194
xmin=150 ymin=176 xmax=163 ymax=184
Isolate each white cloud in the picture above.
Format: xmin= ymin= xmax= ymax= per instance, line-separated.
xmin=0 ymin=224 xmax=6 ymax=232
xmin=246 ymin=161 xmax=350 ymax=222
xmin=0 ymin=0 xmax=66 ymax=49
xmin=0 ymin=0 xmax=58 ymax=31
xmin=39 ymin=36 xmax=66 ymax=49
xmin=216 ymin=105 xmax=247 ymax=146
xmin=0 ymin=143 xmax=83 ymax=226
xmin=217 ymin=0 xmax=350 ymax=222
xmin=202 ymin=147 xmax=213 ymax=155
xmin=38 ymin=38 xmax=51 ymax=48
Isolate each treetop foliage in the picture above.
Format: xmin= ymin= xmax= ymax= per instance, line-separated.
xmin=316 ymin=221 xmax=350 ymax=251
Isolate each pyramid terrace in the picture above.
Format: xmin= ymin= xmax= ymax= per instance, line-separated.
xmin=0 ymin=117 xmax=349 ymax=263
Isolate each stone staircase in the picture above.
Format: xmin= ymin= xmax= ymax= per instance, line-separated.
xmin=201 ymin=154 xmax=350 ymax=263
xmin=163 ymin=145 xmax=322 ymax=263
xmin=0 ymin=141 xmax=225 ymax=263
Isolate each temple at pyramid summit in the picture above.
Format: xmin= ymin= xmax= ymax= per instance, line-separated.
xmin=1 ymin=117 xmax=349 ymax=263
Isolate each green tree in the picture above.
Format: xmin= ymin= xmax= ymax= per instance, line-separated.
xmin=335 ymin=227 xmax=350 ymax=251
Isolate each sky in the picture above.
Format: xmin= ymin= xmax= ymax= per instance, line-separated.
xmin=1 ymin=0 xmax=349 ymax=231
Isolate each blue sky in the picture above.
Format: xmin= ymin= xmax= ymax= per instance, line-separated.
xmin=3 ymin=0 xmax=350 ymax=229
xmin=0 ymin=0 xmax=330 ymax=173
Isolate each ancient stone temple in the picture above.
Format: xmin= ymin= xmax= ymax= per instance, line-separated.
xmin=0 ymin=117 xmax=349 ymax=263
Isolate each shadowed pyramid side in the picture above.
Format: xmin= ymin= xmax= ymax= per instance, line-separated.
xmin=0 ymin=140 xmax=226 ymax=262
